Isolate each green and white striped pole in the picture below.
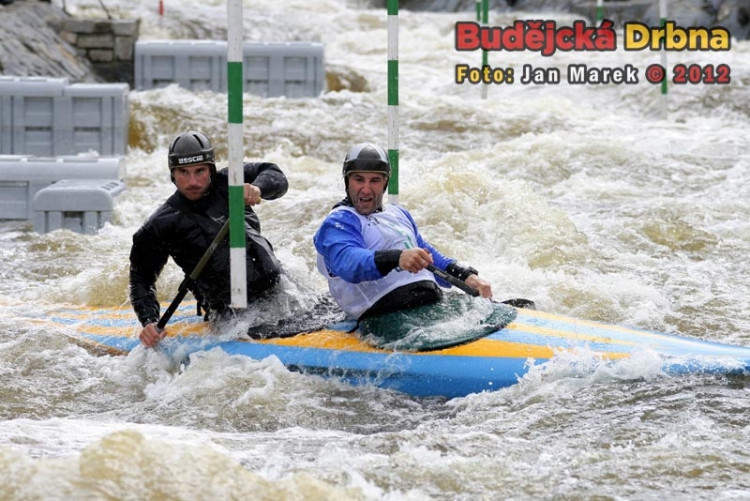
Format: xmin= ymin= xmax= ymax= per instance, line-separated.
xmin=227 ymin=0 xmax=247 ymax=308
xmin=387 ymin=0 xmax=399 ymax=203
xmin=476 ymin=1 xmax=482 ymax=98
xmin=659 ymin=0 xmax=668 ymax=117
xmin=596 ymin=0 xmax=604 ymax=24
xmin=481 ymin=0 xmax=488 ymax=99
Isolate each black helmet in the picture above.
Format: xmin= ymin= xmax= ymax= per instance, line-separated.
xmin=168 ymin=131 xmax=215 ymax=170
xmin=342 ymin=143 xmax=390 ymax=179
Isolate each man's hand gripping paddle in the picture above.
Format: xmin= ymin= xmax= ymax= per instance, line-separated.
xmin=426 ymin=264 xmax=536 ymax=309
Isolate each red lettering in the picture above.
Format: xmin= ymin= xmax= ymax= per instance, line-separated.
xmin=455 ymin=22 xmax=480 ymax=50
xmin=574 ymin=21 xmax=596 ymax=50
xmin=594 ymin=20 xmax=617 ymax=51
xmin=525 ymin=27 xmax=544 ymax=51
xmin=455 ymin=19 xmax=619 ymax=55
xmin=482 ymin=27 xmax=503 ymax=50
xmin=503 ymin=21 xmax=525 ymax=51
xmin=556 ymin=27 xmax=574 ymax=51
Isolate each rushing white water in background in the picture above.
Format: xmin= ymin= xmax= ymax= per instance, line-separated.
xmin=2 ymin=0 xmax=750 ymax=498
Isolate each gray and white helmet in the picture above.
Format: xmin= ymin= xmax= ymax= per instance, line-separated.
xmin=342 ymin=143 xmax=391 ymax=180
xmin=168 ymin=131 xmax=215 ymax=170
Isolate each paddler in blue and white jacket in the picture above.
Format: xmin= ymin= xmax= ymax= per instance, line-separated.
xmin=313 ymin=142 xmax=492 ymax=320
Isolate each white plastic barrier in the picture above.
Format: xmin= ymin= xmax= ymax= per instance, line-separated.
xmin=0 ymin=155 xmax=125 ymax=220
xmin=134 ymin=40 xmax=325 ymax=97
xmin=63 ymin=83 xmax=129 ymax=156
xmin=243 ymin=42 xmax=325 ymax=98
xmin=33 ymin=179 xmax=126 ymax=235
xmin=0 ymin=76 xmax=69 ymax=156
xmin=135 ymin=40 xmax=225 ymax=92
xmin=0 ymin=76 xmax=129 ymax=156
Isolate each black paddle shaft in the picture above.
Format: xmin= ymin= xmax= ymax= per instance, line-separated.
xmin=427 ymin=264 xmax=537 ymax=309
xmin=426 ymin=264 xmax=480 ymax=297
xmin=156 ymin=219 xmax=230 ymax=330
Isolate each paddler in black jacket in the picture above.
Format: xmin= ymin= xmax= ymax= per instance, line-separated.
xmin=129 ymin=130 xmax=288 ymax=348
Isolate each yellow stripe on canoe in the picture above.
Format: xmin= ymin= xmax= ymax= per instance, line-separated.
xmin=517 ymin=308 xmax=666 ymax=339
xmin=505 ymin=320 xmax=640 ymax=348
xmin=236 ymin=329 xmax=628 ymax=360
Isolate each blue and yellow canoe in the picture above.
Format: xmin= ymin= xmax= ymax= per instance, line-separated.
xmin=35 ymin=301 xmax=750 ymax=398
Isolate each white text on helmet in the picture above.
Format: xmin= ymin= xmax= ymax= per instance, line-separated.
xmin=178 ymin=155 xmax=206 ymax=164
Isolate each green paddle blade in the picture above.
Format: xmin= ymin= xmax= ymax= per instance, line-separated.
xmin=360 ymin=293 xmax=517 ymax=352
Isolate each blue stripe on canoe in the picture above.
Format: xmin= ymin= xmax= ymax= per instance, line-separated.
xmin=488 ymin=328 xmax=634 ymax=354
xmin=75 ymin=329 xmax=750 ymax=398
xmin=76 ymin=333 xmax=534 ymax=397
xmin=505 ymin=312 xmax=750 ymax=358
xmin=513 ymin=311 xmax=663 ymax=339
xmin=222 ymin=341 xmax=533 ymax=397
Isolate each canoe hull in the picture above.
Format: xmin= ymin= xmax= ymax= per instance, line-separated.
xmin=41 ymin=303 xmax=750 ymax=398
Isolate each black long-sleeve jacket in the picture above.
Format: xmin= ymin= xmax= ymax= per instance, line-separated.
xmin=129 ymin=162 xmax=288 ymax=326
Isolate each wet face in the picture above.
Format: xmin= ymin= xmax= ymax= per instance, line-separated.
xmin=172 ymin=163 xmax=212 ymax=201
xmin=347 ymin=172 xmax=387 ymax=215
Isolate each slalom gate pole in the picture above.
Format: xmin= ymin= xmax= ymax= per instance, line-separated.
xmin=227 ymin=0 xmax=247 ymax=308
xmin=659 ymin=0 xmax=668 ymax=117
xmin=387 ymin=0 xmax=399 ymax=203
xmin=481 ymin=0 xmax=488 ymax=99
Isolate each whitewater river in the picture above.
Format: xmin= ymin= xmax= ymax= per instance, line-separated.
xmin=2 ymin=0 xmax=750 ymax=498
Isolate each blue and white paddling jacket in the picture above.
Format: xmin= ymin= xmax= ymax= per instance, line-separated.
xmin=313 ymin=202 xmax=455 ymax=319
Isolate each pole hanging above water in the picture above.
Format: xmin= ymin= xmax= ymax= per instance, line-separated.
xmin=227 ymin=0 xmax=247 ymax=308
xmin=659 ymin=0 xmax=669 ymax=117
xmin=482 ymin=0 xmax=489 ymax=98
xmin=387 ymin=0 xmax=399 ymax=204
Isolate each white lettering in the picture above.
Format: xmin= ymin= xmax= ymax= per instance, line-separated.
xmin=178 ymin=155 xmax=204 ymax=164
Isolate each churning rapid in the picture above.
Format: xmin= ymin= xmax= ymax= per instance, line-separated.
xmin=1 ymin=0 xmax=750 ymax=498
